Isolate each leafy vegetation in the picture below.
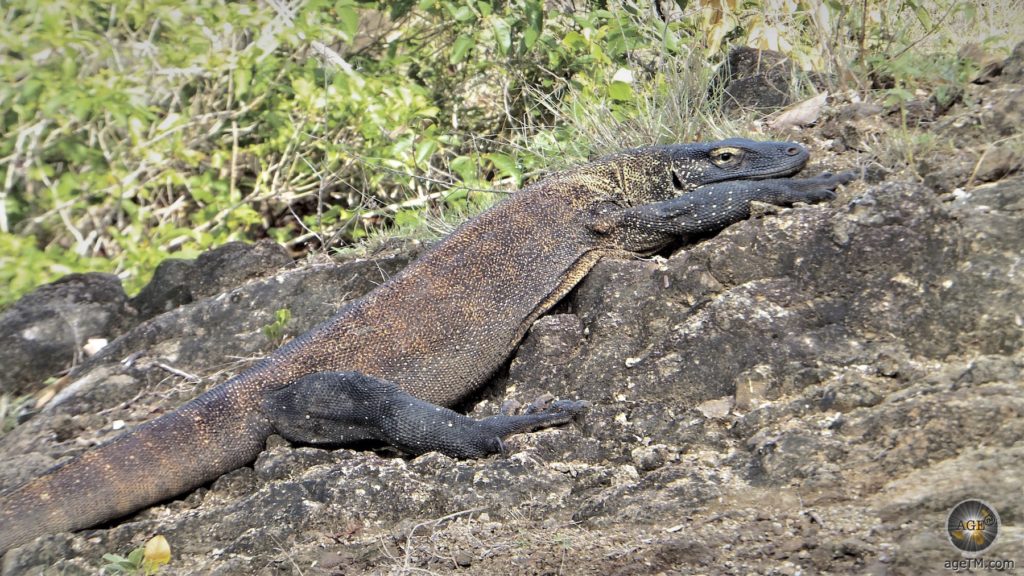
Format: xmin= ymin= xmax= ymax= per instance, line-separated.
xmin=1 ymin=0 xmax=1019 ymax=307
xmin=262 ymin=307 xmax=293 ymax=345
xmin=0 ymin=392 xmax=34 ymax=434
xmin=101 ymin=534 xmax=171 ymax=574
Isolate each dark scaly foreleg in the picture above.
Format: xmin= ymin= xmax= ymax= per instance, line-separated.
xmin=591 ymin=172 xmax=855 ymax=251
xmin=621 ymin=172 xmax=855 ymax=236
xmin=262 ymin=372 xmax=587 ymax=458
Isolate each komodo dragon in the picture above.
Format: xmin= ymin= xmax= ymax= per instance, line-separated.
xmin=0 ymin=138 xmax=852 ymax=554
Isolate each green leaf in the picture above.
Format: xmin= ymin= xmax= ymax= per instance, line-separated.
xmin=959 ymin=2 xmax=977 ymax=21
xmin=562 ymin=30 xmax=587 ymax=50
xmin=451 ymin=5 xmax=476 ymax=22
xmin=883 ymin=87 xmax=914 ymax=106
xmin=233 ymin=67 xmax=251 ymax=99
xmin=912 ymin=4 xmax=932 ymax=29
xmin=394 ymin=209 xmax=423 ymax=228
xmin=450 ymin=35 xmax=474 ymax=64
xmin=336 ymin=2 xmax=360 ymax=40
xmin=445 ymin=188 xmax=468 ymax=205
xmin=661 ymin=23 xmax=679 ymax=52
xmin=449 ymin=155 xmax=477 ymax=181
xmin=523 ymin=0 xmax=544 ymax=50
xmin=485 ymin=152 xmax=521 ymax=185
xmin=607 ymin=81 xmax=633 ymax=102
xmin=414 ymin=139 xmax=437 ymax=167
xmin=390 ymin=0 xmax=416 ymax=19
xmin=491 ymin=17 xmax=511 ymax=55
xmin=127 ymin=546 xmax=145 ymax=565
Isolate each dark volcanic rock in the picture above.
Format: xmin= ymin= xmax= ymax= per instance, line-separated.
xmin=130 ymin=239 xmax=293 ymax=321
xmin=720 ymin=47 xmax=829 ymax=112
xmin=987 ymin=87 xmax=1024 ymax=137
xmin=0 ymin=273 xmax=133 ymax=396
xmin=999 ymin=40 xmax=1024 ymax=83
xmin=2 ymin=170 xmax=1024 ymax=573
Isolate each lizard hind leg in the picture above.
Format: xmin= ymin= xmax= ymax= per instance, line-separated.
xmin=261 ymin=371 xmax=588 ymax=459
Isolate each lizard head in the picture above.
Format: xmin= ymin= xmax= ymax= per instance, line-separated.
xmin=665 ymin=138 xmax=810 ymax=191
xmin=605 ymin=138 xmax=811 ymax=205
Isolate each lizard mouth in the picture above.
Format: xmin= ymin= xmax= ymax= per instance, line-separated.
xmin=743 ymin=144 xmax=811 ymax=179
xmin=747 ymin=162 xmax=808 ymax=179
xmin=720 ymin=155 xmax=810 ymax=182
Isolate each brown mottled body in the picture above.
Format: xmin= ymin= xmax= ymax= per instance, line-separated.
xmin=1 ymin=139 xmax=845 ymax=554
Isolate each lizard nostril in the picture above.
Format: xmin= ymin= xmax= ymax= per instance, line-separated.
xmin=785 ymin=146 xmax=801 ymax=156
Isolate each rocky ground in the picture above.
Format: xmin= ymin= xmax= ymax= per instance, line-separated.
xmin=1 ymin=47 xmax=1023 ymax=575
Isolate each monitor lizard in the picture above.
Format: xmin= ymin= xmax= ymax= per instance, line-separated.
xmin=0 ymin=138 xmax=853 ymax=554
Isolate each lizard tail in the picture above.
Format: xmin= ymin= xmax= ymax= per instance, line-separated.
xmin=0 ymin=380 xmax=273 ymax=554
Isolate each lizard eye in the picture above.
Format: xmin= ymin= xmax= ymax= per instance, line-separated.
xmin=711 ymin=147 xmax=744 ymax=166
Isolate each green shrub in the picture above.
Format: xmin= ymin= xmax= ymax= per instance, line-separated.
xmin=1 ymin=0 xmax=1016 ymax=308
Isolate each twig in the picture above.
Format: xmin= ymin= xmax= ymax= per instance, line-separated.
xmin=887 ymin=1 xmax=960 ymax=62
xmin=403 ymin=507 xmax=486 ymax=573
xmin=310 ymin=40 xmax=356 ymax=76
xmin=153 ymin=362 xmax=202 ymax=384
xmin=966 ymin=134 xmax=1023 ymax=189
xmin=230 ymin=120 xmax=239 ymax=202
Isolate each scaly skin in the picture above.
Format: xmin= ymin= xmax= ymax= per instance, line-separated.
xmin=0 ymin=139 xmax=850 ymax=554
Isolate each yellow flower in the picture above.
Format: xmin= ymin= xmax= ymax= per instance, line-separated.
xmin=143 ymin=535 xmax=171 ymax=574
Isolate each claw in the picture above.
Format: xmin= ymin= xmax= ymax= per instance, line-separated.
xmin=547 ymin=399 xmax=591 ymax=415
xmin=524 ymin=393 xmax=556 ymax=414
xmin=494 ymin=437 xmax=509 ymax=456
xmin=834 ymin=171 xmax=858 ymax=184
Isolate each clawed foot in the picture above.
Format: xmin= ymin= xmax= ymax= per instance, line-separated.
xmin=523 ymin=396 xmax=591 ymax=418
xmin=480 ymin=395 xmax=591 ymax=455
xmin=788 ymin=171 xmax=858 ymax=203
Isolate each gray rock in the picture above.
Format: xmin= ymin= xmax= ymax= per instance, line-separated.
xmin=128 ymin=258 xmax=196 ymax=321
xmin=0 ymin=273 xmax=133 ymax=396
xmin=999 ymin=40 xmax=1024 ymax=83
xmin=2 ymin=177 xmax=1023 ymax=573
xmin=130 ymin=240 xmax=293 ymax=321
xmin=988 ymin=87 xmax=1024 ymax=137
xmin=719 ymin=47 xmax=829 ymax=112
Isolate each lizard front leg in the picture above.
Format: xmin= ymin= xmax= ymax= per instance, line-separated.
xmin=262 ymin=372 xmax=587 ymax=458
xmin=593 ymin=172 xmax=855 ymax=251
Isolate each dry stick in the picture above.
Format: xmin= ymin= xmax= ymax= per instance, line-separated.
xmin=276 ymin=139 xmax=513 ymax=247
xmin=0 ymin=124 xmax=36 ymax=233
xmin=30 ymin=126 xmax=90 ymax=254
xmin=153 ymin=362 xmax=201 ymax=384
xmin=858 ymin=0 xmax=868 ymax=66
xmin=279 ymin=124 xmax=309 ymax=207
xmin=117 ymin=91 xmax=265 ymax=231
xmin=269 ymin=117 xmax=305 ymax=201
xmin=230 ymin=120 xmax=240 ymax=203
xmin=164 ymin=113 xmax=301 ymax=251
xmin=967 ymin=134 xmax=1023 ymax=189
xmin=289 ymin=156 xmax=327 ymax=245
xmin=268 ymin=533 xmax=305 ymax=576
xmin=887 ymin=1 xmax=961 ymax=62
xmin=310 ymin=40 xmax=356 ymax=75
xmin=283 ymin=190 xmax=452 ymax=248
xmin=402 ymin=508 xmax=486 ymax=573
xmin=2 ymin=120 xmax=50 ymax=232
